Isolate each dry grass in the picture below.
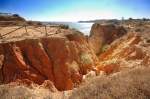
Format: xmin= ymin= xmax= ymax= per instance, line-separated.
xmin=1 ymin=67 xmax=150 ymax=99
xmin=69 ymin=66 xmax=150 ymax=99
xmin=0 ymin=84 xmax=67 ymax=99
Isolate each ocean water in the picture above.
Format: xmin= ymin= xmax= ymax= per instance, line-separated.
xmin=45 ymin=22 xmax=94 ymax=35
xmin=64 ymin=22 xmax=94 ymax=35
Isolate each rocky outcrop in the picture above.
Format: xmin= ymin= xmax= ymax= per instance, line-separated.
xmin=0 ymin=32 xmax=98 ymax=91
xmin=96 ymin=33 xmax=150 ymax=74
xmin=89 ymin=23 xmax=127 ymax=54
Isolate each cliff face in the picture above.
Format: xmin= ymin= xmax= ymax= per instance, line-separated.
xmin=89 ymin=23 xmax=127 ymax=54
xmin=96 ymin=32 xmax=150 ymax=74
xmin=0 ymin=33 xmax=98 ymax=91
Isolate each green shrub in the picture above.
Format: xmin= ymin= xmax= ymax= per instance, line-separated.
xmin=101 ymin=44 xmax=110 ymax=53
xmin=80 ymin=52 xmax=93 ymax=65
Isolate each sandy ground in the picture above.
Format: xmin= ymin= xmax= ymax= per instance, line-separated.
xmin=0 ymin=25 xmax=73 ymax=43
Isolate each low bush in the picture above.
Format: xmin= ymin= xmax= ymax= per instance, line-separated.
xmin=69 ymin=67 xmax=150 ymax=99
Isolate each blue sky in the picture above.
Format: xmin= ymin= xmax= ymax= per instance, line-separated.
xmin=0 ymin=0 xmax=150 ymax=21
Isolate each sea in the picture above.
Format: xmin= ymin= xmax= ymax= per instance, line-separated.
xmin=44 ymin=22 xmax=94 ymax=36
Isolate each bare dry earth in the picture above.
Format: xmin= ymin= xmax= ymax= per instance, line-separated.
xmin=0 ymin=26 xmax=73 ymax=43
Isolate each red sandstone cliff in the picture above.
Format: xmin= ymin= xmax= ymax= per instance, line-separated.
xmin=96 ymin=32 xmax=150 ymax=74
xmin=89 ymin=23 xmax=127 ymax=54
xmin=0 ymin=32 xmax=98 ymax=91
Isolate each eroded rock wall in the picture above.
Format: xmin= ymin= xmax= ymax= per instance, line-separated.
xmin=89 ymin=23 xmax=127 ymax=54
xmin=97 ymin=33 xmax=150 ymax=74
xmin=0 ymin=33 xmax=98 ymax=91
